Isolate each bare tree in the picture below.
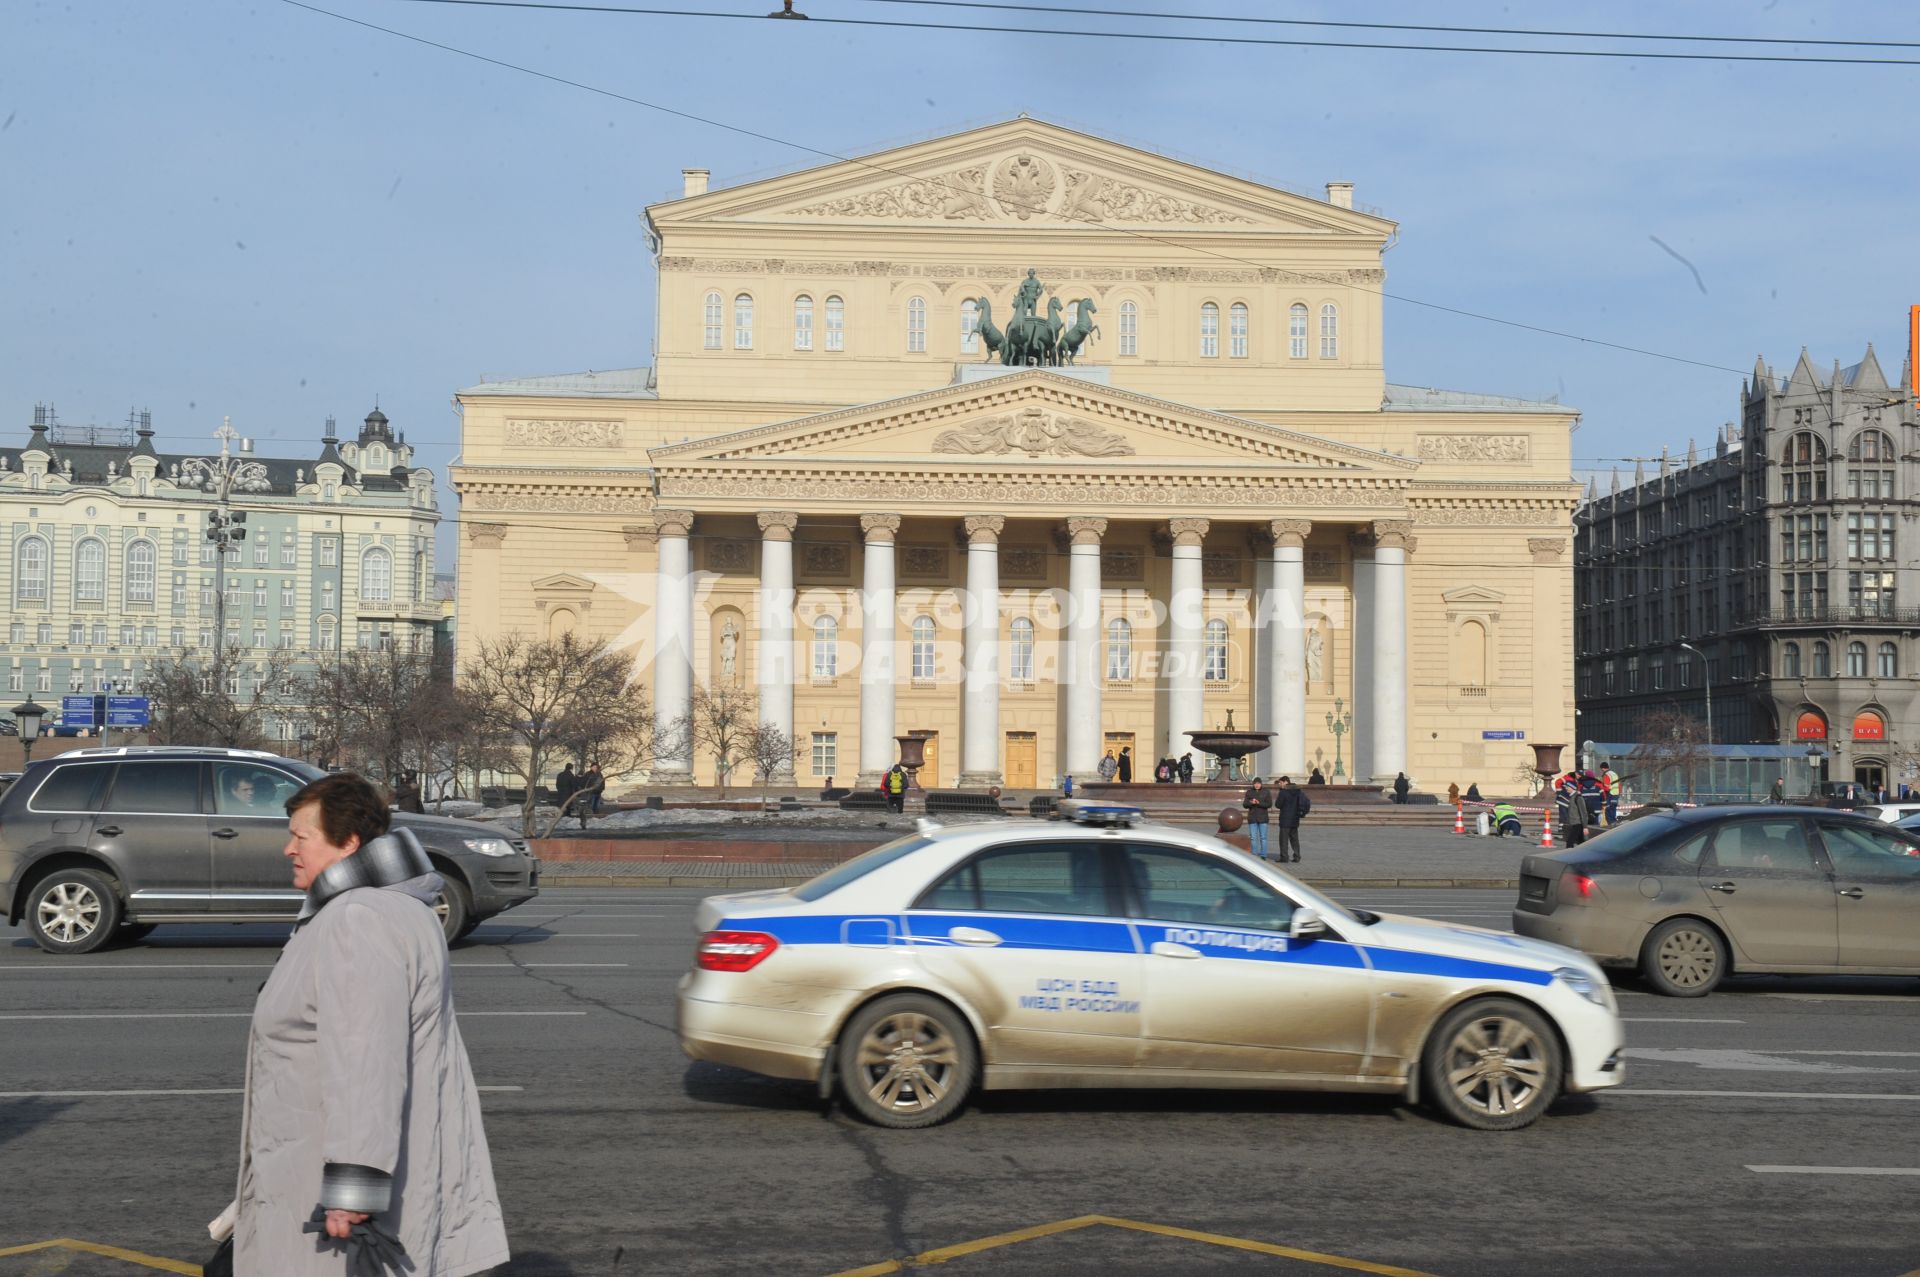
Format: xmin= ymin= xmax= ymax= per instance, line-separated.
xmin=747 ymin=721 xmax=799 ymax=810
xmin=307 ymin=644 xmax=466 ymax=784
xmin=672 ymin=682 xmax=760 ymax=798
xmin=1629 ymin=708 xmax=1711 ymax=802
xmin=461 ymin=633 xmax=653 ymax=835
xmin=142 ymin=645 xmax=307 ymax=749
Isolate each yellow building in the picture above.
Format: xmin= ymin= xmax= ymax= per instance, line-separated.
xmin=452 ymin=119 xmax=1577 ymax=791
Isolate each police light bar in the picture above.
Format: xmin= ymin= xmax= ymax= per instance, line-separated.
xmin=1055 ymin=800 xmax=1143 ymax=828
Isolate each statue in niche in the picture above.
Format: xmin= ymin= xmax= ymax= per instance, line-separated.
xmin=719 ymin=621 xmax=739 ymax=684
xmin=1306 ymin=627 xmax=1324 ymax=683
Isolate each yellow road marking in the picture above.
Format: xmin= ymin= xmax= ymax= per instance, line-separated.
xmin=820 ymin=1212 xmax=1444 ymax=1276
xmin=0 ymin=1238 xmax=201 ymax=1274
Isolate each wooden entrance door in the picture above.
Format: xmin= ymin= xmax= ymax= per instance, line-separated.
xmin=1004 ymin=732 xmax=1037 ymax=788
xmin=911 ymin=731 xmax=939 ymax=788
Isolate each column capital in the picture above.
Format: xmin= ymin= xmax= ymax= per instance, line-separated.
xmin=1372 ymin=518 xmax=1415 ymax=552
xmin=1528 ymin=537 xmax=1568 ymax=564
xmin=621 ymin=523 xmax=657 ymax=550
xmin=1065 ymin=516 xmax=1108 ymax=547
xmin=465 ymin=521 xmax=508 ymax=546
xmin=757 ymin=511 xmax=799 ymax=540
xmin=860 ymin=513 xmax=902 ymax=543
xmin=653 ymin=509 xmax=696 ymax=538
xmin=963 ymin=514 xmax=1006 ymax=545
xmin=1166 ymin=517 xmax=1211 ymax=548
xmin=1270 ymin=518 xmax=1313 ymax=549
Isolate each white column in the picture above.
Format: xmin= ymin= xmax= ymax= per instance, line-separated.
xmin=1251 ymin=540 xmax=1273 ymax=775
xmin=1271 ymin=518 xmax=1311 ymax=779
xmin=857 ymin=513 xmax=901 ymax=785
xmin=756 ymin=511 xmax=798 ymax=780
xmin=1064 ymin=516 xmax=1107 ymax=778
xmin=1167 ymin=518 xmax=1209 ymax=775
xmin=1349 ymin=529 xmax=1375 ymax=784
xmin=651 ymin=509 xmax=696 ymax=783
xmin=959 ymin=514 xmax=1005 ymax=788
xmin=1370 ymin=519 xmax=1412 ymax=785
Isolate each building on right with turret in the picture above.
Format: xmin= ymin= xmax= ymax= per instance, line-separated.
xmin=1575 ymin=342 xmax=1919 ymax=797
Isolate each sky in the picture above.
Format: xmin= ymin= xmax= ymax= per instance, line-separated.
xmin=5 ymin=0 xmax=1917 ymax=569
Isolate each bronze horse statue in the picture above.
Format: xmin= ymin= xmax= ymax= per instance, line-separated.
xmin=1059 ymin=298 xmax=1099 ymax=364
xmin=1004 ymin=297 xmax=1062 ymax=366
xmin=971 ymin=297 xmax=1005 ymax=363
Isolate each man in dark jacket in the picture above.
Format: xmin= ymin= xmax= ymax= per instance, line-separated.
xmin=1392 ymin=772 xmax=1411 ymax=804
xmin=555 ymin=763 xmax=578 ymax=817
xmin=1117 ymin=747 xmax=1133 ymax=784
xmin=1272 ymin=776 xmax=1309 ymax=863
xmin=1241 ymin=777 xmax=1272 ymax=859
xmin=1177 ymin=754 xmax=1194 ymax=784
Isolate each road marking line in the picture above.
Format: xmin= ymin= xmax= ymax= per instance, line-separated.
xmin=1771 ymin=1050 xmax=1920 ymax=1057
xmin=0 ymin=962 xmax=632 ymax=972
xmin=0 ymin=1010 xmax=585 ymax=1020
xmin=457 ymin=1011 xmax=589 ymax=1017
xmin=1616 ymin=1088 xmax=1920 ymax=1101
xmin=471 ymin=932 xmax=641 ymax=938
xmin=1748 ymin=1165 xmax=1920 ymax=1176
xmin=820 ymin=1213 xmax=1442 ymax=1277
xmin=0 ymin=1237 xmax=200 ymax=1273
xmin=1758 ymin=993 xmax=1920 ymax=1003
xmin=0 ymin=1086 xmax=524 ymax=1098
xmin=1621 ymin=1017 xmax=1744 ymax=1023
xmin=456 ymin=962 xmax=632 ymax=969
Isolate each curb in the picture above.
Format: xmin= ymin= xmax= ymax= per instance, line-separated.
xmin=539 ymin=876 xmax=1521 ymax=890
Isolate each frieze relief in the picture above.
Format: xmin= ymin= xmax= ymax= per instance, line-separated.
xmin=504 ymin=419 xmax=624 ymax=448
xmin=1058 ymin=169 xmax=1252 ymax=225
xmin=464 ymin=492 xmax=645 ymax=513
xmin=1416 ymin=434 xmax=1531 ymax=464
xmin=659 ymin=474 xmax=1401 ymax=508
xmin=1101 ymin=548 xmax=1144 ymax=581
xmin=1202 ymin=551 xmax=1243 ymax=585
xmin=799 ymin=542 xmax=852 ymax=577
xmin=793 ymin=165 xmax=995 ymax=221
xmin=933 ymin=408 xmax=1136 ymax=459
xmin=1304 ymin=548 xmax=1339 ymax=582
xmin=1410 ymin=504 xmax=1568 ymax=526
xmin=1001 ymin=546 xmax=1048 ymax=581
xmin=706 ymin=540 xmax=754 ymax=573
xmin=900 ymin=543 xmax=950 ymax=577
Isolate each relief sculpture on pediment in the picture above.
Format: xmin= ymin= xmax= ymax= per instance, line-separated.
xmin=933 ymin=407 xmax=1136 ymax=459
xmin=1058 ymin=169 xmax=1253 ymax=225
xmin=793 ymin=166 xmax=994 ymax=220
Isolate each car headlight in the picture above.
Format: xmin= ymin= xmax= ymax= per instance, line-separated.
xmin=1553 ymin=965 xmax=1609 ymax=1007
xmin=462 ymin=837 xmax=516 ymax=858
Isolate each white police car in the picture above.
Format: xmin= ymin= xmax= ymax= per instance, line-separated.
xmin=677 ymin=802 xmax=1624 ymax=1130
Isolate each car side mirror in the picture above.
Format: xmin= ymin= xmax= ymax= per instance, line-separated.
xmin=1290 ymin=908 xmax=1329 ymax=942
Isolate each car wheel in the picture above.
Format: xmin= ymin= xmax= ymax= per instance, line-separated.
xmin=432 ymin=877 xmax=472 ymax=945
xmin=27 ymin=868 xmax=124 ymax=955
xmin=835 ymin=993 xmax=977 ymax=1129
xmin=1421 ymin=997 xmax=1563 ymax=1131
xmin=1639 ymin=917 xmax=1726 ymax=997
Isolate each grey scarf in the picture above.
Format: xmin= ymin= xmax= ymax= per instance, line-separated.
xmin=298 ymin=827 xmax=436 ymax=922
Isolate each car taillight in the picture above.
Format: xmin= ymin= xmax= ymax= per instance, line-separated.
xmin=1573 ymin=873 xmax=1595 ymax=898
xmin=696 ymin=930 xmax=779 ymax=972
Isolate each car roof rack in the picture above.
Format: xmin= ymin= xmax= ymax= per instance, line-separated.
xmin=1054 ymin=799 xmax=1144 ymax=828
xmin=56 ymin=745 xmax=283 ymax=760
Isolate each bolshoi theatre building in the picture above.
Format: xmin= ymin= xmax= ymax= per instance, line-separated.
xmin=451 ymin=119 xmax=1579 ymax=792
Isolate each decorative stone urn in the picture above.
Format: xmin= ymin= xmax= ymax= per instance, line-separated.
xmin=894 ymin=734 xmax=929 ymax=791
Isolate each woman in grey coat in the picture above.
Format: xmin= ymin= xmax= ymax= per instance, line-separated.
xmin=224 ymin=772 xmax=509 ymax=1275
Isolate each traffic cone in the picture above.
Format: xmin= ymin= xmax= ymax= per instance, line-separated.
xmin=1539 ymin=812 xmax=1554 ymax=847
xmin=1453 ymin=805 xmax=1466 ymax=835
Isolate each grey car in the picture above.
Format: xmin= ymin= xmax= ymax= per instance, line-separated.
xmin=0 ymin=746 xmax=539 ymax=954
xmin=1512 ymin=805 xmax=1919 ymax=996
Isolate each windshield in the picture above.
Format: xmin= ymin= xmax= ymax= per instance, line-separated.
xmin=791 ymin=835 xmax=933 ymax=902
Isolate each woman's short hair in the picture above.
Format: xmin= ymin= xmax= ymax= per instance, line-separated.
xmin=287 ymin=772 xmax=392 ymax=850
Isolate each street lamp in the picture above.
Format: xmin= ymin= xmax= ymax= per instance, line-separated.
xmin=11 ymin=698 xmax=47 ymax=768
xmin=1678 ymin=642 xmax=1714 ymax=799
xmin=1805 ymin=742 xmax=1826 ymax=799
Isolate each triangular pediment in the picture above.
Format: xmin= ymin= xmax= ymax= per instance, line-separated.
xmin=530 ymin=572 xmax=597 ymax=593
xmin=648 ymin=118 xmax=1393 ymax=237
xmin=1441 ymin=584 xmax=1507 ymax=606
xmin=650 ymin=371 xmax=1414 ymax=472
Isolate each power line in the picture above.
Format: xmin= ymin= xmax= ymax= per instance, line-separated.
xmin=381 ymin=0 xmax=1920 ymax=66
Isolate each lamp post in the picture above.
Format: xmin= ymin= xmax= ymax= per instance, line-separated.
xmin=1325 ymin=698 xmax=1352 ymax=779
xmin=178 ymin=419 xmax=267 ymax=705
xmin=1678 ymin=641 xmax=1714 ymax=798
xmin=11 ymin=699 xmax=47 ymax=769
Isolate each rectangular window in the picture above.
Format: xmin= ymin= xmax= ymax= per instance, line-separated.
xmin=281 ymin=583 xmax=295 ymax=609
xmin=6 ymin=666 xmax=18 ymax=693
xmin=120 ymin=625 xmax=136 ymax=646
xmin=1119 ymin=304 xmax=1137 ymax=356
xmin=811 ymin=732 xmax=837 ymax=778
xmin=35 ymin=667 xmax=50 ymax=693
xmin=252 ymin=624 xmax=266 ymax=648
xmin=172 ymin=538 xmax=188 ymax=566
xmin=281 ymin=536 xmax=296 ymax=567
xmin=201 ymin=543 xmax=215 ymax=566
xmin=91 ymin=623 xmax=106 ymax=645
xmin=170 ymin=627 xmax=184 ymax=647
xmin=253 ymin=537 xmax=268 ymax=565
xmin=318 ymin=538 xmax=338 ymax=567
xmin=280 ymin=622 xmax=295 ymax=648
xmin=253 ymin=584 xmax=266 ymax=608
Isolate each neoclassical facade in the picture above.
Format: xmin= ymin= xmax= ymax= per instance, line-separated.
xmin=452 ymin=119 xmax=1579 ymax=790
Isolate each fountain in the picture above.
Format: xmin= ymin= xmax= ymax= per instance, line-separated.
xmin=1184 ymin=709 xmax=1275 ymax=783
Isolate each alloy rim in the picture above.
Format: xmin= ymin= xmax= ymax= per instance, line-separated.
xmin=1445 ymin=1015 xmax=1549 ymax=1117
xmin=37 ymin=882 xmax=103 ymax=945
xmin=854 ymin=1012 xmax=960 ymax=1113
xmin=1657 ymin=929 xmax=1718 ymax=987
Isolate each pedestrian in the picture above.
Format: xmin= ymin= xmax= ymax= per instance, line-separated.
xmin=1272 ymin=775 xmax=1309 ymax=863
xmin=1465 ymin=782 xmax=1483 ymax=804
xmin=1392 ymin=772 xmax=1411 ymax=804
xmin=395 ymin=770 xmax=425 ymax=815
xmin=555 ymin=762 xmax=578 ymax=817
xmin=1241 ymin=776 xmax=1272 ymax=859
xmin=1097 ymin=750 xmax=1118 ymax=783
xmin=1062 ymin=773 xmax=1075 ymax=798
xmin=1177 ymin=754 xmax=1194 ymax=785
xmin=218 ymin=772 xmax=509 ymax=1276
xmin=1117 ymin=747 xmax=1133 ymax=784
xmin=1603 ymin=767 xmax=1622 ymax=823
xmin=1154 ymin=757 xmax=1171 ymax=784
xmin=1447 ymin=781 xmax=1461 ymax=809
xmin=1768 ymin=776 xmax=1784 ymax=804
xmin=883 ymin=763 xmax=907 ymax=813
xmin=584 ymin=763 xmax=606 ymax=815
xmin=1491 ymin=801 xmax=1523 ymax=837
xmin=1307 ymin=767 xmax=1326 ymax=786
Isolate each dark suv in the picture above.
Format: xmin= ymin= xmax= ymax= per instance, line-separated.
xmin=0 ymin=747 xmax=540 ymax=954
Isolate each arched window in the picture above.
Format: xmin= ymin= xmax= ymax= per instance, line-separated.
xmin=547 ymin=608 xmax=577 ymax=640
xmin=1228 ymin=303 xmax=1249 ymax=359
xmin=1847 ymin=641 xmax=1868 ymax=678
xmin=125 ymin=540 xmax=156 ymax=604
xmin=1878 ymin=642 xmax=1898 ymax=678
xmin=732 ymin=293 xmax=754 ymax=349
xmin=911 ymin=615 xmax=936 ymax=679
xmin=960 ymin=299 xmax=979 ymax=354
xmin=792 ymin=295 xmax=813 ymax=351
xmin=1782 ymin=431 xmax=1828 ymax=503
xmin=414 ymin=550 xmax=427 ymax=601
xmin=811 ymin=616 xmax=838 ymax=678
xmin=1106 ymin=618 xmax=1133 ymax=681
xmin=1204 ymin=618 xmax=1228 ymax=681
xmin=1118 ymin=300 xmax=1138 ymax=356
xmin=1458 ymin=620 xmax=1488 ymax=686
xmin=1009 ymin=616 xmax=1034 ymax=681
xmin=1846 ymin=428 xmax=1897 ymax=500
xmin=1812 ymin=640 xmax=1831 ymax=677
xmin=825 ymin=296 xmax=845 ymax=351
xmin=1849 ymin=429 xmax=1895 ymax=462
xmin=703 ymin=291 xmax=723 ymax=349
xmin=1782 ymin=641 xmax=1801 ymax=678
xmin=360 ymin=546 xmax=392 ymax=602
xmin=15 ymin=535 xmax=52 ymax=606
xmin=1199 ymin=302 xmax=1219 ymax=358
xmin=73 ymin=537 xmax=106 ymax=604
xmin=1319 ymin=303 xmax=1340 ymax=358
xmin=906 ymin=295 xmax=927 ymax=353
xmin=317 ymin=615 xmax=338 ymax=651
xmin=1289 ymin=303 xmax=1308 ymax=359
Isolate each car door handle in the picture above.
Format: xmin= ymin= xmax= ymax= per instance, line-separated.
xmin=1705 ymin=881 xmax=1737 ymax=894
xmin=948 ymin=926 xmax=1002 ymax=947
xmin=1836 ymin=887 xmax=1864 ymax=899
xmin=94 ymin=825 xmax=122 ymax=838
xmin=1150 ymin=941 xmax=1204 ymax=959
xmin=211 ymin=828 xmax=239 ymax=840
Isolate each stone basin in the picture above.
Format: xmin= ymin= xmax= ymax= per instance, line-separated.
xmin=1184 ymin=730 xmax=1274 ymax=760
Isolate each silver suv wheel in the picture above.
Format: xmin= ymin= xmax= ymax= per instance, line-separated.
xmin=26 ymin=867 xmax=125 ymax=955
xmin=38 ymin=880 xmax=104 ymax=945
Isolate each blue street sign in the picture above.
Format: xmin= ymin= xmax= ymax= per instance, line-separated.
xmin=106 ymin=696 xmax=151 ymax=728
xmin=61 ymin=694 xmax=98 ymax=727
xmin=1482 ymin=730 xmax=1527 ymax=741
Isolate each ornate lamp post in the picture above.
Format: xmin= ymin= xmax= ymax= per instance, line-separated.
xmin=1325 ymin=698 xmax=1352 ymax=779
xmin=11 ymin=698 xmax=47 ymax=769
xmin=177 ymin=419 xmax=270 ymax=692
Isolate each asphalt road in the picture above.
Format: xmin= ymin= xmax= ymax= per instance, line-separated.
xmin=2 ymin=886 xmax=1917 ymax=1277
